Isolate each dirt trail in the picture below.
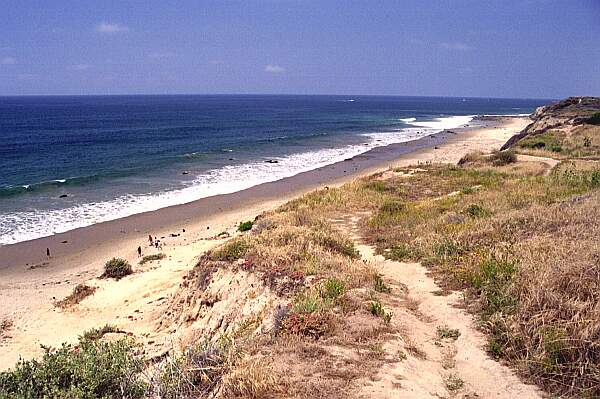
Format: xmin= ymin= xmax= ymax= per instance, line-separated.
xmin=516 ymin=154 xmax=560 ymax=175
xmin=335 ymin=216 xmax=543 ymax=399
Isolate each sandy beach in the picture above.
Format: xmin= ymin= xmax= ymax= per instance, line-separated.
xmin=0 ymin=115 xmax=529 ymax=370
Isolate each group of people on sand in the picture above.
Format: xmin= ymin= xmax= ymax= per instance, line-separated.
xmin=46 ymin=234 xmax=166 ymax=260
xmin=148 ymin=234 xmax=162 ymax=249
xmin=136 ymin=234 xmax=164 ymax=257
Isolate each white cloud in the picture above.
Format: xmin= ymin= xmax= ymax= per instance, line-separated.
xmin=439 ymin=42 xmax=472 ymax=51
xmin=265 ymin=64 xmax=285 ymax=73
xmin=96 ymin=22 xmax=129 ymax=34
xmin=1 ymin=56 xmax=16 ymax=65
xmin=67 ymin=63 xmax=90 ymax=71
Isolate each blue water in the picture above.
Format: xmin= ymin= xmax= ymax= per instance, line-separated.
xmin=0 ymin=95 xmax=547 ymax=244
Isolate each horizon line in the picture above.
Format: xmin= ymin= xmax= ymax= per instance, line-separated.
xmin=0 ymin=93 xmax=557 ymax=101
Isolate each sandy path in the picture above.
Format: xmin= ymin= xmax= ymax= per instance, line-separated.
xmin=516 ymin=154 xmax=560 ymax=175
xmin=327 ymin=212 xmax=542 ymax=398
xmin=358 ymin=244 xmax=542 ymax=398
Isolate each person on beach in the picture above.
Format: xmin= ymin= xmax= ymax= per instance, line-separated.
xmin=46 ymin=247 xmax=50 ymax=258
xmin=137 ymin=246 xmax=142 ymax=257
xmin=148 ymin=235 xmax=153 ymax=246
xmin=155 ymin=239 xmax=159 ymax=249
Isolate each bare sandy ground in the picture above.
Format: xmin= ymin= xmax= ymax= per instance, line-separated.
xmin=355 ymin=240 xmax=542 ymax=398
xmin=0 ymin=116 xmax=529 ymax=370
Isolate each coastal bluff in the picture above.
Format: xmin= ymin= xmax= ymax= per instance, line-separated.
xmin=501 ymin=96 xmax=600 ymax=151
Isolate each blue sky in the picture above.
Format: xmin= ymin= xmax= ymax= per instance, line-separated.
xmin=0 ymin=0 xmax=599 ymax=98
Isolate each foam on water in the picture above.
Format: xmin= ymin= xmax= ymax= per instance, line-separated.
xmin=0 ymin=115 xmax=473 ymax=244
xmin=408 ymin=115 xmax=475 ymax=129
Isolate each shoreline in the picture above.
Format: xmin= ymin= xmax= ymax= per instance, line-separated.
xmin=0 ymin=116 xmax=482 ymax=270
xmin=0 ymin=114 xmax=529 ymax=370
xmin=0 ymin=116 xmax=525 ymax=271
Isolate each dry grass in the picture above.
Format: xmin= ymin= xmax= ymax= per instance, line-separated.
xmin=247 ymin=157 xmax=598 ymax=396
xmin=345 ymin=160 xmax=600 ymax=397
xmin=154 ymin=188 xmax=394 ymax=397
xmin=55 ymin=283 xmax=97 ymax=308
xmin=0 ymin=319 xmax=12 ymax=339
xmin=139 ymin=253 xmax=166 ymax=265
xmin=221 ymin=357 xmax=280 ymax=398
xmin=514 ymin=124 xmax=600 ymax=159
xmin=155 ymin=144 xmax=600 ymax=396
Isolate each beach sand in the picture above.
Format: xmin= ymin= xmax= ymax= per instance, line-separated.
xmin=0 ymin=115 xmax=529 ymax=370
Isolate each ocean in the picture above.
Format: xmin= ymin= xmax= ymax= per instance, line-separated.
xmin=0 ymin=95 xmax=547 ymax=245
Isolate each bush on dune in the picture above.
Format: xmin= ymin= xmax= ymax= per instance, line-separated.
xmin=0 ymin=334 xmax=146 ymax=398
xmin=102 ymin=257 xmax=133 ymax=279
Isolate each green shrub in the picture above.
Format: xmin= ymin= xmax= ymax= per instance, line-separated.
xmin=364 ymin=180 xmax=387 ymax=192
xmin=321 ymin=278 xmax=345 ymax=300
xmin=369 ymin=299 xmax=393 ymax=324
xmin=139 ymin=253 xmax=166 ymax=265
xmin=588 ymin=112 xmax=600 ymax=125
xmin=489 ymin=150 xmax=517 ymax=166
xmin=433 ymin=239 xmax=464 ymax=259
xmin=0 ymin=337 xmax=146 ymax=398
xmin=237 ymin=220 xmax=253 ymax=232
xmin=211 ymin=238 xmax=250 ymax=261
xmin=379 ymin=200 xmax=405 ymax=215
xmin=437 ymin=325 xmax=461 ymax=340
xmin=387 ymin=243 xmax=418 ymax=261
xmin=519 ymin=133 xmax=562 ymax=152
xmin=102 ymin=258 xmax=133 ymax=279
xmin=293 ymin=290 xmax=323 ymax=313
xmin=557 ymin=168 xmax=600 ymax=189
xmin=469 ymin=256 xmax=517 ymax=314
xmin=465 ymin=204 xmax=490 ymax=218
xmin=372 ymin=273 xmax=391 ymax=293
xmin=79 ymin=324 xmax=120 ymax=341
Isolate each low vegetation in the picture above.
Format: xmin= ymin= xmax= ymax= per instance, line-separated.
xmin=0 ymin=329 xmax=146 ymax=398
xmin=369 ymin=298 xmax=393 ymax=324
xmin=151 ymin=190 xmax=397 ymax=397
xmin=589 ymin=112 xmax=600 ymax=125
xmin=372 ymin=273 xmax=391 ymax=293
xmin=155 ymin=337 xmax=240 ymax=398
xmin=356 ymin=160 xmax=600 ymax=397
xmin=55 ymin=283 xmax=97 ymax=308
xmin=512 ymin=123 xmax=600 ymax=159
xmin=101 ymin=257 xmax=133 ymax=279
xmin=437 ymin=326 xmax=461 ymax=340
xmin=139 ymin=253 xmax=166 ymax=265
xmin=79 ymin=324 xmax=121 ymax=341
xmin=237 ymin=220 xmax=254 ymax=232
xmin=271 ymin=145 xmax=600 ymax=396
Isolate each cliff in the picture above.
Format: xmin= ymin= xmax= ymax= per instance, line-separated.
xmin=501 ymin=96 xmax=600 ymax=151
